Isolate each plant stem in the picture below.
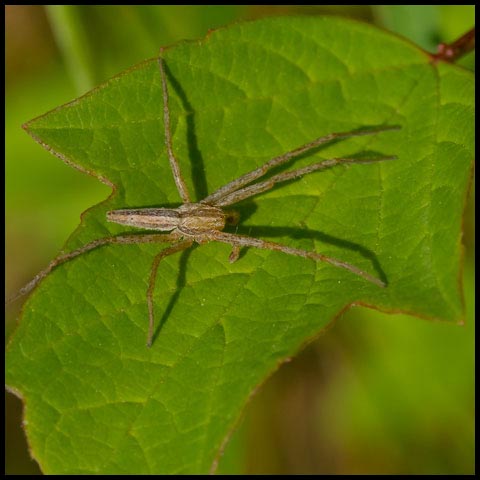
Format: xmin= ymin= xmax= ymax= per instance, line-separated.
xmin=432 ymin=27 xmax=475 ymax=63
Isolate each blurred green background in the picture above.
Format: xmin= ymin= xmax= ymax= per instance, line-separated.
xmin=5 ymin=5 xmax=474 ymax=475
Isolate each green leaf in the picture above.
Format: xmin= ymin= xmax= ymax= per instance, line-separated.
xmin=6 ymin=16 xmax=474 ymax=474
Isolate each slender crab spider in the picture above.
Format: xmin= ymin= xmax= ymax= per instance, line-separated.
xmin=7 ymin=52 xmax=399 ymax=347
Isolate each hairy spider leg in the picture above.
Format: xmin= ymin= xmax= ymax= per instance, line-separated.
xmin=5 ymin=233 xmax=180 ymax=305
xmin=147 ymin=240 xmax=193 ymax=347
xmin=158 ymin=52 xmax=191 ymax=203
xmin=216 ymin=155 xmax=397 ymax=207
xmin=204 ymin=231 xmax=385 ymax=288
xmin=202 ymin=125 xmax=400 ymax=205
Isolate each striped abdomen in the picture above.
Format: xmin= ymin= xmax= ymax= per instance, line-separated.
xmin=106 ymin=203 xmax=227 ymax=234
xmin=106 ymin=208 xmax=180 ymax=231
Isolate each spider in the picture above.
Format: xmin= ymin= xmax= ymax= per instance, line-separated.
xmin=8 ymin=53 xmax=399 ymax=347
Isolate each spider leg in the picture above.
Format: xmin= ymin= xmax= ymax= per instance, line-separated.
xmin=216 ymin=155 xmax=396 ymax=207
xmin=228 ymin=245 xmax=241 ymax=263
xmin=204 ymin=231 xmax=385 ymax=288
xmin=6 ymin=233 xmax=181 ymax=306
xmin=146 ymin=239 xmax=193 ymax=347
xmin=202 ymin=125 xmax=399 ymax=205
xmin=158 ymin=52 xmax=191 ymax=203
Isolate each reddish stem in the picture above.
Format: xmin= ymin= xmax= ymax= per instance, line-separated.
xmin=432 ymin=27 xmax=475 ymax=63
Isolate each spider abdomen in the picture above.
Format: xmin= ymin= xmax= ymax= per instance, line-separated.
xmin=106 ymin=208 xmax=181 ymax=231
